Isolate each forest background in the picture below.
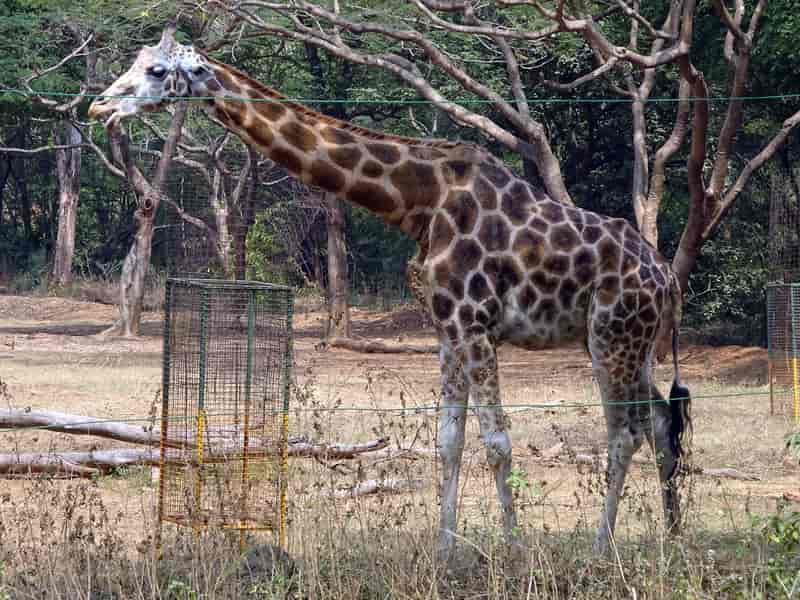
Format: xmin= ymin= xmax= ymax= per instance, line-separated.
xmin=1 ymin=0 xmax=799 ymax=344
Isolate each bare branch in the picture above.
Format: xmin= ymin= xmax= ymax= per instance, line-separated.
xmin=616 ymin=0 xmax=677 ymax=40
xmin=160 ymin=196 xmax=219 ymax=236
xmin=0 ymin=143 xmax=88 ymax=155
xmin=746 ymin=0 xmax=768 ymax=35
xmin=153 ymin=102 xmax=189 ymax=189
xmin=81 ymin=133 xmax=125 ymax=179
xmin=705 ymin=108 xmax=800 ymax=238
xmin=713 ymin=0 xmax=747 ymax=48
xmin=410 ymin=0 xmax=560 ymax=40
xmin=225 ymin=2 xmax=572 ymax=203
xmin=22 ymin=33 xmax=94 ymax=113
xmin=544 ymin=57 xmax=620 ymax=91
xmin=497 ymin=0 xmax=692 ymax=69
xmin=645 ymin=79 xmax=691 ymax=227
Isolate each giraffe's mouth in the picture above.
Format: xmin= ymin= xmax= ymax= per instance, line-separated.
xmin=88 ymin=98 xmax=165 ymax=131
xmin=87 ymin=98 xmax=122 ymax=130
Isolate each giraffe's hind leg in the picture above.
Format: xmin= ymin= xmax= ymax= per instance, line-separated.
xmin=589 ymin=340 xmax=649 ymax=555
xmin=645 ymin=384 xmax=682 ymax=534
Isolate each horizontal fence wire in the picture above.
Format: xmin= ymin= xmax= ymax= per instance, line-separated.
xmin=0 ymin=390 xmax=777 ymax=435
xmin=4 ymin=88 xmax=800 ymax=105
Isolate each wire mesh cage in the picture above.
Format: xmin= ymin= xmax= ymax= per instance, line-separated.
xmin=767 ymin=283 xmax=800 ymax=421
xmin=157 ymin=277 xmax=293 ymax=546
xmin=767 ymin=171 xmax=800 ymax=420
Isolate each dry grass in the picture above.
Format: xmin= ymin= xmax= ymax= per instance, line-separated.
xmin=1 ymin=294 xmax=800 ymax=598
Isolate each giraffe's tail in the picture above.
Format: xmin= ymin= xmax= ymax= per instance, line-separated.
xmin=667 ymin=271 xmax=692 ymax=470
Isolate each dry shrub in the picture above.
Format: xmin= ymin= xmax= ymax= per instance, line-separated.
xmin=0 ymin=366 xmax=792 ymax=599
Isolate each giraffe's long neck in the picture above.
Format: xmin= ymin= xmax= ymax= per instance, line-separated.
xmin=202 ymin=58 xmax=462 ymax=241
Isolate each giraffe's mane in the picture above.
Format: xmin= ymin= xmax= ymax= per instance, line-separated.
xmin=202 ymin=54 xmax=482 ymax=156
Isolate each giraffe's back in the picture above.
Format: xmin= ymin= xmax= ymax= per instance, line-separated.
xmin=423 ymin=156 xmax=672 ymax=352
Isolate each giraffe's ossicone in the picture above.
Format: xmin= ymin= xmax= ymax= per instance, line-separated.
xmin=89 ymin=26 xmax=692 ymax=561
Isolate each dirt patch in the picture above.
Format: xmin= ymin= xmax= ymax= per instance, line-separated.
xmin=0 ymin=294 xmax=794 ymax=557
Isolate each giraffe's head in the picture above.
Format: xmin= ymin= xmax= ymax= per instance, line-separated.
xmin=88 ymin=27 xmax=215 ymax=128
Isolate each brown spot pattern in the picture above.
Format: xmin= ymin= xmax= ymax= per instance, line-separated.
xmin=550 ymin=224 xmax=580 ymax=252
xmin=270 ymin=146 xmax=303 ymax=174
xmin=432 ymin=293 xmax=454 ymax=320
xmin=259 ymin=100 xmax=287 ymax=122
xmin=598 ymin=238 xmax=621 ymax=272
xmin=478 ymin=215 xmax=511 ymax=252
xmin=452 ymin=239 xmax=482 ymax=274
xmin=409 ymin=146 xmax=446 ymax=160
xmin=474 ymin=176 xmax=498 ymax=210
xmin=390 ymin=161 xmax=440 ymax=209
xmin=539 ymin=201 xmax=565 ymax=223
xmin=443 ymin=191 xmax=479 ymax=234
xmin=543 ymin=254 xmax=570 ymax=276
xmin=479 ymin=162 xmax=510 ymax=187
xmin=361 ymin=160 xmax=383 ymax=178
xmin=247 ymin=121 xmax=275 ymax=148
xmin=366 ymin=143 xmax=401 ymax=164
xmin=309 ymin=160 xmax=345 ymax=192
xmin=468 ymin=272 xmax=491 ymax=301
xmin=501 ymin=182 xmax=532 ymax=225
xmin=329 ymin=146 xmax=361 ymax=170
xmin=429 ymin=214 xmax=455 ymax=256
xmin=484 ymin=257 xmax=522 ymax=298
xmin=321 ymin=127 xmax=356 ymax=145
xmin=512 ymin=229 xmax=545 ymax=269
xmin=279 ymin=120 xmax=318 ymax=152
xmin=347 ymin=181 xmax=396 ymax=214
xmin=442 ymin=160 xmax=474 ymax=185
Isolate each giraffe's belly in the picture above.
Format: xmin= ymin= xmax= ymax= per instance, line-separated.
xmin=494 ymin=295 xmax=588 ymax=350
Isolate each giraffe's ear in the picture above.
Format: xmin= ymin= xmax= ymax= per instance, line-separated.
xmin=158 ymin=23 xmax=177 ymax=52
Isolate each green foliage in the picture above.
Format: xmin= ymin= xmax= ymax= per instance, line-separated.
xmin=246 ymin=207 xmax=306 ymax=287
xmin=347 ymin=205 xmax=415 ymax=295
xmin=755 ymin=508 xmax=800 ymax=594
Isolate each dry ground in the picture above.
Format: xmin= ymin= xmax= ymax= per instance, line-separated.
xmin=0 ymin=293 xmax=798 ymax=561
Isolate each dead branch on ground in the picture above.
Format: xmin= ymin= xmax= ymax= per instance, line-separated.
xmin=324 ymin=336 xmax=438 ymax=354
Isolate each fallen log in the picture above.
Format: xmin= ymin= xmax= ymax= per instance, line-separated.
xmin=325 ymin=336 xmax=438 ymax=354
xmin=0 ymin=409 xmax=390 ymax=458
xmin=0 ymin=408 xmax=159 ymax=445
xmin=0 ymin=431 xmax=393 ymax=478
xmin=0 ymin=438 xmax=396 ymax=477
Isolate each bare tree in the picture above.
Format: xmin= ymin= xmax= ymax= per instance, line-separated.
xmin=98 ymin=104 xmax=188 ymax=336
xmin=52 ymin=121 xmax=83 ymax=285
xmin=2 ymin=26 xmax=96 ymax=286
xmin=324 ymin=192 xmax=351 ymax=337
xmin=202 ymin=0 xmax=800 ymax=350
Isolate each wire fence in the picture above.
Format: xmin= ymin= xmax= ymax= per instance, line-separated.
xmin=5 ymin=87 xmax=800 ymax=105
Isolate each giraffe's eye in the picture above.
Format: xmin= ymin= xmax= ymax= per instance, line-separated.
xmin=148 ymin=65 xmax=167 ymax=79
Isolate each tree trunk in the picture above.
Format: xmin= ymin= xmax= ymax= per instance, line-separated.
xmin=234 ymin=148 xmax=258 ymax=280
xmin=210 ymin=167 xmax=232 ymax=275
xmin=106 ymin=202 xmax=156 ymax=337
xmin=51 ymin=121 xmax=82 ymax=286
xmin=325 ymin=192 xmax=351 ymax=338
xmin=103 ymin=104 xmax=188 ymax=337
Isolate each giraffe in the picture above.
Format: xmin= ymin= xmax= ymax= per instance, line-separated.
xmin=89 ymin=27 xmax=692 ymax=559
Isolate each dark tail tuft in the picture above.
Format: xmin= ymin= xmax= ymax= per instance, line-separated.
xmin=668 ymin=271 xmax=692 ymax=470
xmin=668 ymin=379 xmax=692 ymax=465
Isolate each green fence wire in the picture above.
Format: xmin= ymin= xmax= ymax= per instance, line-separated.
xmin=3 ymin=87 xmax=800 ymax=105
xmin=0 ymin=389 xmax=773 ymax=435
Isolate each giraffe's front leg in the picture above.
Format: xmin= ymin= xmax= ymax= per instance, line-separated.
xmin=437 ymin=343 xmax=469 ymax=562
xmin=466 ymin=335 xmax=520 ymax=546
